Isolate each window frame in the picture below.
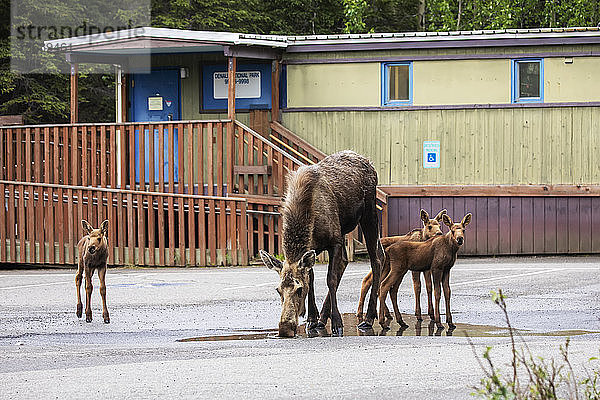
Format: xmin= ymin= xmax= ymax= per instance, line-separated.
xmin=381 ymin=62 xmax=413 ymax=106
xmin=511 ymin=58 xmax=544 ymax=103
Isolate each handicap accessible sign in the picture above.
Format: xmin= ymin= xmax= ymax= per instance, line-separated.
xmin=423 ymin=140 xmax=440 ymax=168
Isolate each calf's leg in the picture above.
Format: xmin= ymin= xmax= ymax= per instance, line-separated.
xmin=98 ymin=266 xmax=110 ymax=324
xmin=75 ymin=262 xmax=83 ymax=318
xmin=320 ymin=243 xmax=345 ymax=336
xmin=431 ymin=268 xmax=444 ymax=328
xmin=411 ymin=270 xmax=422 ymax=320
xmin=424 ymin=269 xmax=434 ymax=319
xmin=442 ymin=270 xmax=454 ymax=328
xmin=84 ymin=268 xmax=94 ymax=323
xmin=356 ymin=270 xmax=372 ymax=321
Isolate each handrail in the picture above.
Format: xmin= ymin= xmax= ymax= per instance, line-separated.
xmin=234 ymin=120 xmax=305 ymax=167
xmin=270 ymin=121 xmax=326 ymax=160
xmin=0 ymin=119 xmax=232 ymax=129
xmin=269 ymin=134 xmax=315 ymax=165
xmin=0 ymin=180 xmax=246 ymax=202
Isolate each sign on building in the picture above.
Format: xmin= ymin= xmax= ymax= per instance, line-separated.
xmin=423 ymin=140 xmax=440 ymax=168
xmin=213 ymin=71 xmax=261 ymax=99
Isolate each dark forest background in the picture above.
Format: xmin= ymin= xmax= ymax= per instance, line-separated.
xmin=1 ymin=0 xmax=599 ymax=124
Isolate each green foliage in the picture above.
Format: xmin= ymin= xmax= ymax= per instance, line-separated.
xmin=343 ymin=0 xmax=369 ymax=33
xmin=472 ymin=288 xmax=600 ymax=400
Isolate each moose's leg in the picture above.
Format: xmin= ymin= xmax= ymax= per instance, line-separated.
xmin=84 ymin=268 xmax=94 ymax=323
xmin=442 ymin=270 xmax=454 ymax=328
xmin=355 ymin=270 xmax=372 ymax=322
xmin=412 ymin=270 xmax=422 ymax=321
xmin=432 ymin=268 xmax=444 ymax=329
xmin=317 ymin=245 xmax=348 ymax=329
xmin=390 ymin=274 xmax=408 ymax=328
xmin=377 ymin=266 xmax=400 ymax=329
xmin=98 ymin=266 xmax=110 ymax=324
xmin=306 ymin=268 xmax=319 ymax=330
xmin=424 ymin=269 xmax=434 ymax=319
xmin=319 ymin=243 xmax=346 ymax=336
xmin=359 ymin=210 xmax=383 ymax=329
xmin=75 ymin=262 xmax=84 ymax=318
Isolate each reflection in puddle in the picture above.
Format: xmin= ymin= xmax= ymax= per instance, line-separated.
xmin=178 ymin=313 xmax=598 ymax=342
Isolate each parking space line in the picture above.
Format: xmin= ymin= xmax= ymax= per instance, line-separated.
xmin=452 ymin=268 xmax=563 ymax=287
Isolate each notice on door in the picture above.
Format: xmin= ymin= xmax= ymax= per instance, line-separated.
xmin=148 ymin=96 xmax=163 ymax=111
xmin=213 ymin=71 xmax=261 ymax=99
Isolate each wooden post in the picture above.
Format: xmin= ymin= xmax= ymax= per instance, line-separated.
xmin=227 ymin=57 xmax=236 ymax=121
xmin=70 ymin=63 xmax=78 ymax=124
xmin=271 ymin=60 xmax=280 ymax=123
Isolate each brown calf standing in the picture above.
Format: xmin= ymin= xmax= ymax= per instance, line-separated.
xmin=76 ymin=220 xmax=110 ymax=323
xmin=378 ymin=213 xmax=471 ymax=329
xmin=356 ymin=209 xmax=446 ymax=323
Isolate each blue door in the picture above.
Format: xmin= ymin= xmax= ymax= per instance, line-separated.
xmin=131 ymin=68 xmax=180 ymax=184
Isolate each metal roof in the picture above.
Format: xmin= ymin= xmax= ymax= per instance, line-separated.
xmin=44 ymin=26 xmax=600 ymax=53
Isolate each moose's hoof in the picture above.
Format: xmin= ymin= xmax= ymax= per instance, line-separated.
xmin=103 ymin=317 xmax=110 ymax=324
xmin=86 ymin=315 xmax=92 ymax=323
xmin=448 ymin=322 xmax=456 ymax=329
xmin=331 ymin=326 xmax=343 ymax=337
xmin=398 ymin=321 xmax=409 ymax=329
xmin=357 ymin=320 xmax=373 ymax=331
xmin=314 ymin=321 xmax=326 ymax=330
xmin=415 ymin=314 xmax=423 ymax=321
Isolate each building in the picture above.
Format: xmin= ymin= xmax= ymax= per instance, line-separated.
xmin=1 ymin=27 xmax=599 ymax=266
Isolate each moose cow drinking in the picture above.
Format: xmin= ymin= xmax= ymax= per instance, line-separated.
xmin=260 ymin=150 xmax=384 ymax=337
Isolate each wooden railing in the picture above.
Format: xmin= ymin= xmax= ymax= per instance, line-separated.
xmin=0 ymin=181 xmax=249 ymax=266
xmin=0 ymin=120 xmax=308 ymax=266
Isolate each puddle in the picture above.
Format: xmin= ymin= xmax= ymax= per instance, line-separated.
xmin=178 ymin=313 xmax=599 ymax=342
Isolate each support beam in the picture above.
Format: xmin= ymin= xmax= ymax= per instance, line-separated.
xmin=271 ymin=60 xmax=280 ymax=123
xmin=70 ymin=63 xmax=78 ymax=124
xmin=227 ymin=57 xmax=236 ymax=120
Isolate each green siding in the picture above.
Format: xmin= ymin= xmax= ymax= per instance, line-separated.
xmin=282 ymin=107 xmax=600 ymax=186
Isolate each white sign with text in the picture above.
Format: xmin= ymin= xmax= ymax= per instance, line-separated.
xmin=213 ymin=71 xmax=261 ymax=99
xmin=423 ymin=140 xmax=441 ymax=168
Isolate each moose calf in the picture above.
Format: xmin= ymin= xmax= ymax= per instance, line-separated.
xmin=76 ymin=220 xmax=110 ymax=323
xmin=357 ymin=209 xmax=446 ymax=323
xmin=378 ymin=213 xmax=471 ymax=329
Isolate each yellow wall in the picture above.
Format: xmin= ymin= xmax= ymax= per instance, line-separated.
xmin=413 ymin=59 xmax=510 ymax=105
xmin=286 ymin=63 xmax=380 ymax=107
xmin=544 ymin=57 xmax=600 ymax=102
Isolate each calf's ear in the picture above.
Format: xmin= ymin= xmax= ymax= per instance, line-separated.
xmin=434 ymin=209 xmax=447 ymax=222
xmin=461 ymin=213 xmax=472 ymax=227
xmin=442 ymin=213 xmax=453 ymax=227
xmin=298 ymin=250 xmax=316 ymax=271
xmin=259 ymin=250 xmax=283 ymax=274
xmin=81 ymin=220 xmax=93 ymax=235
xmin=100 ymin=220 xmax=109 ymax=235
xmin=420 ymin=209 xmax=430 ymax=223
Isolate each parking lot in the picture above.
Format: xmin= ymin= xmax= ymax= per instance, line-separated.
xmin=0 ymin=256 xmax=599 ymax=399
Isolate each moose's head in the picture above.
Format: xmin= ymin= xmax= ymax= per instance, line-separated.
xmin=81 ymin=220 xmax=108 ymax=255
xmin=260 ymin=249 xmax=316 ymax=337
xmin=442 ymin=213 xmax=471 ymax=247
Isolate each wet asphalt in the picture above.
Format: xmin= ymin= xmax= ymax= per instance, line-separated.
xmin=0 ymin=256 xmax=599 ymax=399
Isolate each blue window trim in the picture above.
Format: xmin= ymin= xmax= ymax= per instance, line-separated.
xmin=381 ymin=62 xmax=413 ymax=106
xmin=511 ymin=58 xmax=544 ymax=103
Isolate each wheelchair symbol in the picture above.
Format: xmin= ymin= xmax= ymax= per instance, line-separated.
xmin=427 ymin=153 xmax=436 ymax=163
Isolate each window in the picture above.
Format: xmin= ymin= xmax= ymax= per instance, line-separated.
xmin=382 ymin=62 xmax=412 ymax=106
xmin=512 ymin=59 xmax=543 ymax=103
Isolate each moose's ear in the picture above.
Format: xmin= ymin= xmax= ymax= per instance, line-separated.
xmin=100 ymin=220 xmax=109 ymax=235
xmin=461 ymin=213 xmax=472 ymax=227
xmin=420 ymin=209 xmax=430 ymax=223
xmin=260 ymin=250 xmax=283 ymax=274
xmin=298 ymin=250 xmax=316 ymax=271
xmin=442 ymin=214 xmax=453 ymax=227
xmin=81 ymin=220 xmax=93 ymax=235
xmin=435 ymin=209 xmax=447 ymax=222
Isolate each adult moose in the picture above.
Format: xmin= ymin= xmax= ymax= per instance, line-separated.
xmin=260 ymin=151 xmax=383 ymax=337
xmin=356 ymin=209 xmax=446 ymax=323
xmin=76 ymin=220 xmax=110 ymax=323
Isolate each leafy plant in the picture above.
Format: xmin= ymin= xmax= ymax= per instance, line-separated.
xmin=472 ymin=289 xmax=600 ymax=400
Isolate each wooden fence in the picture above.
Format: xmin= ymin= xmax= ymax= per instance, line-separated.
xmin=0 ymin=119 xmax=303 ymax=266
